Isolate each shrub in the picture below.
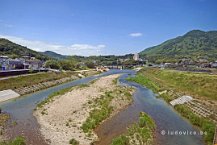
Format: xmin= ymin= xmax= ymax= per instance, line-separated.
xmin=0 ymin=136 xmax=26 ymax=145
xmin=111 ymin=135 xmax=129 ymax=145
xmin=69 ymin=138 xmax=79 ymax=145
xmin=111 ymin=112 xmax=155 ymax=145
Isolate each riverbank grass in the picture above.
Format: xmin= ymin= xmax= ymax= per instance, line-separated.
xmin=111 ymin=112 xmax=156 ymax=145
xmin=0 ymin=114 xmax=9 ymax=127
xmin=127 ymin=68 xmax=216 ymax=145
xmin=0 ymin=72 xmax=77 ymax=91
xmin=175 ymin=104 xmax=215 ymax=144
xmin=81 ymin=86 xmax=133 ymax=134
xmin=36 ymin=81 xmax=93 ymax=110
xmin=69 ymin=138 xmax=79 ymax=145
xmin=36 ymin=87 xmax=73 ymax=109
xmin=0 ymin=136 xmax=25 ymax=145
xmin=130 ymin=68 xmax=217 ymax=101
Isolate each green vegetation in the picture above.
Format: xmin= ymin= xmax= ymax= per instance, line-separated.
xmin=77 ymin=84 xmax=89 ymax=88
xmin=42 ymin=51 xmax=68 ymax=60
xmin=44 ymin=60 xmax=61 ymax=70
xmin=140 ymin=30 xmax=217 ymax=63
xmin=81 ymin=91 xmax=114 ymax=133
xmin=45 ymin=59 xmax=87 ymax=71
xmin=0 ymin=114 xmax=9 ymax=126
xmin=69 ymin=138 xmax=79 ymax=145
xmin=0 ymin=136 xmax=26 ymax=145
xmin=175 ymin=105 xmax=215 ymax=145
xmin=81 ymin=87 xmax=133 ymax=133
xmin=36 ymin=80 xmax=95 ymax=109
xmin=0 ymin=38 xmax=137 ymax=67
xmin=127 ymin=68 xmax=216 ymax=144
xmin=111 ymin=135 xmax=129 ymax=145
xmin=0 ymin=112 xmax=10 ymax=143
xmin=129 ymin=68 xmax=217 ymax=101
xmin=43 ymin=54 xmax=140 ymax=69
xmin=50 ymin=54 xmax=136 ymax=66
xmin=127 ymin=74 xmax=160 ymax=93
xmin=37 ymin=87 xmax=73 ymax=109
xmin=111 ymin=112 xmax=156 ymax=145
xmin=0 ymin=38 xmax=48 ymax=60
xmin=0 ymin=72 xmax=77 ymax=91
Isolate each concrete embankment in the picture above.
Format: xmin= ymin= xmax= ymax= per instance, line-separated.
xmin=14 ymin=75 xmax=79 ymax=95
xmin=0 ymin=89 xmax=20 ymax=103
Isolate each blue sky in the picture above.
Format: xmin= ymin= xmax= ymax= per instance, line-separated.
xmin=0 ymin=0 xmax=217 ymax=56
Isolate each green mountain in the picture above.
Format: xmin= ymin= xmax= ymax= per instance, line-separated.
xmin=0 ymin=38 xmax=49 ymax=60
xmin=140 ymin=30 xmax=217 ymax=63
xmin=42 ymin=51 xmax=68 ymax=60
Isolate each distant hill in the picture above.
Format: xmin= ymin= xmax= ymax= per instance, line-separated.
xmin=140 ymin=30 xmax=217 ymax=63
xmin=0 ymin=38 xmax=49 ymax=60
xmin=42 ymin=51 xmax=68 ymax=60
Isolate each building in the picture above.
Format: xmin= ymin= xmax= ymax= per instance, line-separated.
xmin=0 ymin=55 xmax=44 ymax=71
xmin=133 ymin=53 xmax=139 ymax=61
xmin=8 ymin=59 xmax=25 ymax=70
xmin=211 ymin=61 xmax=217 ymax=68
xmin=25 ymin=60 xmax=43 ymax=70
xmin=0 ymin=56 xmax=9 ymax=70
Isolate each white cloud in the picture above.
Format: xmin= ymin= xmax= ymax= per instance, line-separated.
xmin=3 ymin=24 xmax=14 ymax=28
xmin=0 ymin=20 xmax=14 ymax=28
xmin=129 ymin=32 xmax=143 ymax=37
xmin=0 ymin=35 xmax=105 ymax=56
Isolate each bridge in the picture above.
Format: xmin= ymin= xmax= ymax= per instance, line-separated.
xmin=105 ymin=64 xmax=144 ymax=69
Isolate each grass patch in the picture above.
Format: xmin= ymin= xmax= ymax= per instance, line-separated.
xmin=0 ymin=136 xmax=26 ymax=145
xmin=127 ymin=68 xmax=216 ymax=145
xmin=110 ymin=135 xmax=129 ymax=145
xmin=0 ymin=71 xmax=77 ymax=91
xmin=69 ymin=138 xmax=79 ymax=145
xmin=37 ymin=87 xmax=73 ymax=109
xmin=36 ymin=79 xmax=99 ymax=109
xmin=77 ymin=84 xmax=89 ymax=88
xmin=134 ymin=68 xmax=217 ymax=101
xmin=0 ymin=113 xmax=9 ymax=127
xmin=111 ymin=112 xmax=156 ymax=145
xmin=127 ymin=74 xmax=160 ymax=93
xmin=81 ymin=91 xmax=114 ymax=133
xmin=81 ymin=87 xmax=133 ymax=133
xmin=175 ymin=105 xmax=215 ymax=145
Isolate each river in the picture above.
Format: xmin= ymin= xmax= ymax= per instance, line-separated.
xmin=0 ymin=70 xmax=204 ymax=145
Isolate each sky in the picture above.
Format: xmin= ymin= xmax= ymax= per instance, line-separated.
xmin=0 ymin=0 xmax=217 ymax=56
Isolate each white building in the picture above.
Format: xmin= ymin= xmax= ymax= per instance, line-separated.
xmin=133 ymin=53 xmax=139 ymax=61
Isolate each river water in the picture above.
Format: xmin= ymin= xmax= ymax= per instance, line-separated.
xmin=0 ymin=70 xmax=204 ymax=145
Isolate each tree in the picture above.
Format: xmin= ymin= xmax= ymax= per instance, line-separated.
xmin=45 ymin=60 xmax=61 ymax=69
xmin=60 ymin=60 xmax=76 ymax=71
xmin=85 ymin=61 xmax=95 ymax=68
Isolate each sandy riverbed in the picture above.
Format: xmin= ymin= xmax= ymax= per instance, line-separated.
xmin=34 ymin=74 xmax=134 ymax=145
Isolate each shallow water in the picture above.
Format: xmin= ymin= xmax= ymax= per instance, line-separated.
xmin=95 ymin=73 xmax=204 ymax=145
xmin=0 ymin=70 xmax=204 ymax=145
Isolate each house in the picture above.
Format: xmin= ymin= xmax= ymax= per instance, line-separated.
xmin=1 ymin=56 xmax=25 ymax=70
xmin=25 ymin=60 xmax=43 ymax=70
xmin=8 ymin=59 xmax=25 ymax=70
xmin=0 ymin=55 xmax=44 ymax=71
xmin=211 ymin=61 xmax=217 ymax=68
xmin=0 ymin=56 xmax=9 ymax=70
